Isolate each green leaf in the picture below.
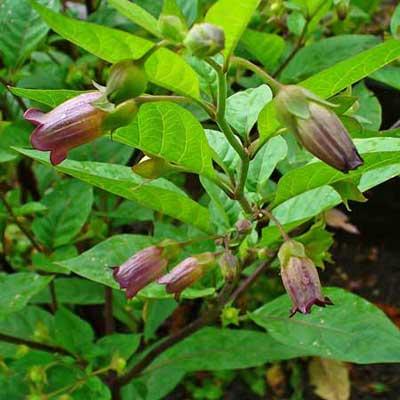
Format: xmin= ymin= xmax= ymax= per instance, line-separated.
xmin=301 ymin=39 xmax=400 ymax=98
xmin=0 ymin=273 xmax=52 ymax=317
xmin=54 ymin=307 xmax=94 ymax=356
xmin=108 ymin=0 xmax=161 ymax=37
xmin=205 ymin=0 xmax=260 ymax=62
xmin=247 ymin=136 xmax=287 ymax=195
xmin=15 ymin=148 xmax=214 ymax=233
xmin=57 ymin=234 xmax=153 ymax=288
xmin=370 ymin=65 xmax=400 ymax=91
xmin=0 ymin=0 xmax=60 ymax=67
xmin=32 ymin=278 xmax=105 ymax=305
xmin=225 ymin=85 xmax=273 ymax=138
xmin=144 ymin=48 xmax=201 ymax=99
xmin=280 ymin=35 xmax=380 ymax=83
xmin=30 ymin=0 xmax=154 ymax=62
xmin=9 ymin=87 xmax=85 ymax=108
xmin=250 ymin=288 xmax=400 ymax=363
xmin=94 ymin=333 xmax=141 ymax=361
xmin=353 ymin=82 xmax=381 ymax=131
xmin=32 ymin=179 xmax=93 ymax=249
xmin=272 ymin=137 xmax=400 ymax=207
xmin=144 ymin=299 xmax=177 ymax=341
xmin=241 ymin=30 xmax=285 ymax=71
xmin=391 ymin=4 xmax=400 ymax=39
xmin=114 ymin=102 xmax=215 ymax=178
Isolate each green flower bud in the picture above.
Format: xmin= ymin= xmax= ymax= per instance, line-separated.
xmin=132 ymin=155 xmax=181 ymax=179
xmin=221 ymin=306 xmax=240 ymax=327
xmin=110 ymin=355 xmax=127 ymax=375
xmin=184 ymin=23 xmax=225 ymax=58
xmin=158 ymin=15 xmax=187 ymax=43
xmin=334 ymin=0 xmax=350 ymax=20
xmin=275 ymin=85 xmax=363 ymax=173
xmin=219 ymin=251 xmax=239 ymax=283
xmin=29 ymin=366 xmax=47 ymax=384
xmin=106 ymin=60 xmax=148 ymax=104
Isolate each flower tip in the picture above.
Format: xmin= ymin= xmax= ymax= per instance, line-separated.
xmin=24 ymin=109 xmax=46 ymax=126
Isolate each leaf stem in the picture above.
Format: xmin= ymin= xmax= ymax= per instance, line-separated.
xmin=230 ymin=57 xmax=283 ymax=94
xmin=104 ymin=287 xmax=115 ymax=334
xmin=263 ymin=209 xmax=290 ymax=241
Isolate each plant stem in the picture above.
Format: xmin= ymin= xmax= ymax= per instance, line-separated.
xmin=0 ymin=332 xmax=71 ymax=356
xmin=104 ymin=287 xmax=115 ymax=335
xmin=273 ymin=0 xmax=326 ymax=78
xmin=263 ymin=209 xmax=290 ymax=241
xmin=230 ymin=57 xmax=283 ymax=94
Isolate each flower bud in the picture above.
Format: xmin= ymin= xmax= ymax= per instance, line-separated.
xmin=278 ymin=240 xmax=332 ymax=316
xmin=113 ymin=241 xmax=180 ymax=299
xmin=132 ymin=155 xmax=179 ymax=179
xmin=106 ymin=60 xmax=148 ymax=104
xmin=335 ymin=0 xmax=349 ymax=20
xmin=235 ymin=219 xmax=252 ymax=235
xmin=275 ymin=85 xmax=363 ymax=173
xmin=219 ymin=251 xmax=239 ymax=283
xmin=24 ymin=92 xmax=107 ymax=165
xmin=158 ymin=15 xmax=187 ymax=44
xmin=158 ymin=252 xmax=215 ymax=298
xmin=184 ymin=23 xmax=225 ymax=58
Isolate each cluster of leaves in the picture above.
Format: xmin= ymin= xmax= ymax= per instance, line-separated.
xmin=0 ymin=0 xmax=400 ymax=399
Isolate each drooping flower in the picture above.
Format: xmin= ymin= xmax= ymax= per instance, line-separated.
xmin=184 ymin=23 xmax=225 ymax=58
xmin=158 ymin=252 xmax=215 ymax=298
xmin=24 ymin=92 xmax=107 ymax=165
xmin=275 ymin=85 xmax=363 ymax=173
xmin=113 ymin=246 xmax=168 ymax=299
xmin=278 ymin=240 xmax=333 ymax=316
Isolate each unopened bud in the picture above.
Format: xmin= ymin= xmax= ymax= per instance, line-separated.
xmin=275 ymin=85 xmax=363 ymax=173
xmin=113 ymin=241 xmax=181 ymax=299
xmin=221 ymin=306 xmax=240 ymax=327
xmin=219 ymin=251 xmax=239 ymax=283
xmin=278 ymin=240 xmax=333 ymax=316
xmin=334 ymin=0 xmax=349 ymax=20
xmin=106 ymin=60 xmax=148 ymax=104
xmin=158 ymin=253 xmax=215 ymax=299
xmin=158 ymin=15 xmax=187 ymax=43
xmin=132 ymin=155 xmax=178 ymax=179
xmin=110 ymin=355 xmax=127 ymax=374
xmin=184 ymin=23 xmax=225 ymax=58
xmin=29 ymin=366 xmax=47 ymax=384
xmin=235 ymin=219 xmax=252 ymax=235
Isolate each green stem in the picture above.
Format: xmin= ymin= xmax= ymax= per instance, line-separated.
xmin=263 ymin=209 xmax=290 ymax=241
xmin=230 ymin=57 xmax=283 ymax=94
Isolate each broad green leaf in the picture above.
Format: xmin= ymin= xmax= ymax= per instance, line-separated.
xmin=205 ymin=0 xmax=260 ymax=62
xmin=144 ymin=299 xmax=177 ymax=341
xmin=54 ymin=307 xmax=94 ymax=356
xmin=301 ymin=39 xmax=400 ymax=98
xmin=280 ymin=35 xmax=380 ymax=83
xmin=9 ymin=87 xmax=85 ymax=108
xmin=144 ymin=48 xmax=201 ymax=99
xmin=108 ymin=0 xmax=161 ymax=37
xmin=32 ymin=179 xmax=93 ymax=249
xmin=225 ymin=85 xmax=273 ymax=138
xmin=15 ymin=148 xmax=214 ymax=233
xmin=353 ymin=82 xmax=381 ymax=131
xmin=94 ymin=333 xmax=141 ymax=362
xmin=251 ymin=288 xmax=400 ymax=363
xmin=0 ymin=0 xmax=59 ymax=67
xmin=32 ymin=278 xmax=105 ymax=305
xmin=114 ymin=102 xmax=215 ymax=178
xmin=259 ymin=39 xmax=400 ymax=140
xmin=247 ymin=136 xmax=288 ymax=194
xmin=58 ymin=235 xmax=152 ymax=288
xmin=271 ymin=137 xmax=400 ymax=207
xmin=241 ymin=30 xmax=285 ymax=71
xmin=0 ymin=273 xmax=52 ymax=317
xmin=30 ymin=0 xmax=154 ymax=62
xmin=0 ymin=122 xmax=31 ymax=164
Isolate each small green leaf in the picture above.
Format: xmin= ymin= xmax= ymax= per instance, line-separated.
xmin=54 ymin=307 xmax=94 ymax=356
xmin=144 ymin=48 xmax=201 ymax=99
xmin=108 ymin=0 xmax=161 ymax=37
xmin=391 ymin=4 xmax=400 ymax=39
xmin=94 ymin=333 xmax=141 ymax=361
xmin=9 ymin=87 xmax=85 ymax=108
xmin=144 ymin=299 xmax=177 ymax=341
xmin=30 ymin=0 xmax=154 ymax=62
xmin=0 ymin=273 xmax=52 ymax=316
xmin=114 ymin=102 xmax=215 ymax=178
xmin=251 ymin=288 xmax=400 ymax=363
xmin=205 ymin=0 xmax=260 ymax=62
xmin=32 ymin=179 xmax=93 ymax=249
xmin=58 ymin=235 xmax=152 ymax=288
xmin=15 ymin=148 xmax=214 ymax=233
xmin=225 ymin=85 xmax=273 ymax=138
